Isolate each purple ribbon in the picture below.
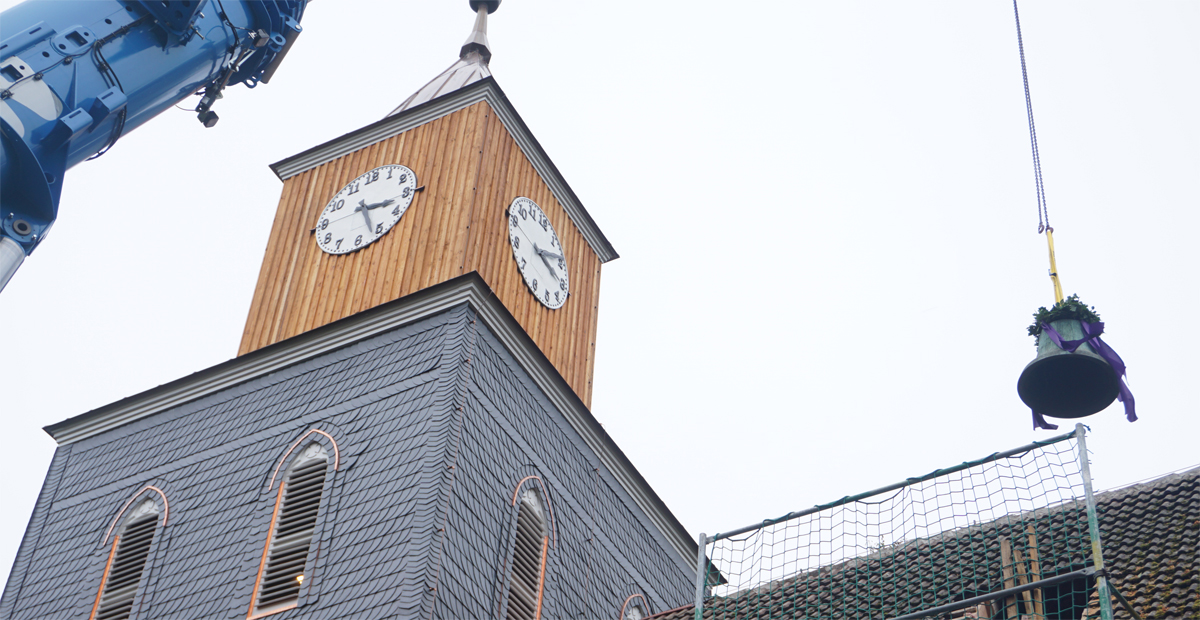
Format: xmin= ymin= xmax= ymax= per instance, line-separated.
xmin=1031 ymin=321 xmax=1136 ymax=430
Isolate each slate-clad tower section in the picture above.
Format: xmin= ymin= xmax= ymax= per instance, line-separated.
xmin=1 ymin=281 xmax=697 ymax=618
xmin=433 ymin=320 xmax=697 ymax=619
xmin=238 ymin=7 xmax=616 ymax=408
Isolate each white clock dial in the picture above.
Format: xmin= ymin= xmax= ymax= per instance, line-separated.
xmin=508 ymin=197 xmax=569 ymax=309
xmin=316 ymin=165 xmax=418 ymax=255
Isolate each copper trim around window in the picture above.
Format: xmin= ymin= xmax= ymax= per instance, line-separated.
xmin=87 ymin=535 xmax=120 ymax=620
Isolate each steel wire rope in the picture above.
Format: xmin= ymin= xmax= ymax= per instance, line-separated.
xmin=1013 ymin=0 xmax=1050 ymax=233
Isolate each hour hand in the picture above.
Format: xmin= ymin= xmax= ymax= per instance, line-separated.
xmin=535 ymin=248 xmax=563 ymax=261
xmin=356 ymin=200 xmax=372 ymax=229
xmin=530 ymin=243 xmax=557 ymax=280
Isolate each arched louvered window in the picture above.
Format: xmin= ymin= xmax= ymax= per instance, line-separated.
xmin=90 ymin=498 xmax=160 ymax=620
xmin=506 ymin=487 xmax=550 ymax=620
xmin=249 ymin=442 xmax=329 ymax=618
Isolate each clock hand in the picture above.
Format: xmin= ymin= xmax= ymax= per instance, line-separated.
xmin=515 ymin=228 xmax=560 ymax=276
xmin=541 ymin=256 xmax=559 ymax=282
xmin=329 ymin=194 xmax=404 ymax=229
xmin=363 ymin=198 xmax=395 ymax=210
xmin=532 ymin=242 xmax=561 ymax=282
xmin=356 ymin=200 xmax=372 ymax=230
xmin=535 ymin=248 xmax=564 ymax=261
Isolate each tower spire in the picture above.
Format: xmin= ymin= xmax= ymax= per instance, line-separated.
xmin=386 ymin=1 xmax=501 ymax=117
xmin=461 ymin=1 xmax=500 ymax=63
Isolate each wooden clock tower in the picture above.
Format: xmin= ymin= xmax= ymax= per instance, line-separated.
xmin=238 ymin=2 xmax=617 ymax=407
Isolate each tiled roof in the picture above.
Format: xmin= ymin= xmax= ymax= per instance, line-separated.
xmin=1089 ymin=467 xmax=1200 ymax=619
xmin=653 ymin=466 xmax=1199 ymax=620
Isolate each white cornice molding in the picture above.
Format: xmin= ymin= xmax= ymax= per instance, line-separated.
xmin=44 ymin=274 xmax=692 ymax=571
xmin=270 ymin=79 xmax=618 ymax=263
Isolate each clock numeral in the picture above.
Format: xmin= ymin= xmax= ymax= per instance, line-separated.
xmin=560 ymin=280 xmax=567 ymax=291
xmin=392 ymin=206 xmax=401 ymax=217
xmin=510 ymin=215 xmax=519 ymax=228
xmin=364 ymin=170 xmax=380 ymax=185
xmin=347 ymin=182 xmax=361 ymax=195
xmin=545 ymin=290 xmax=551 ymax=303
xmin=324 ymin=233 xmax=332 ymax=244
xmin=557 ymin=258 xmax=565 ymax=270
xmin=519 ymin=206 xmax=527 ymax=220
xmin=539 ymin=215 xmax=549 ymax=231
xmin=398 ymin=173 xmax=407 ymax=184
xmin=518 ymin=257 xmax=526 ymax=270
xmin=550 ymin=236 xmax=558 ymax=248
xmin=335 ymin=238 xmax=343 ymax=250
xmin=532 ymin=278 xmax=538 ymax=292
xmin=375 ymin=223 xmax=384 ymax=234
xmin=386 ymin=168 xmax=392 ymax=179
xmin=320 ymin=219 xmax=329 ymax=230
xmin=554 ymin=291 xmax=560 ymax=302
xmin=511 ymin=235 xmax=520 ymax=249
xmin=355 ymin=235 xmax=363 ymax=246
xmin=333 ymin=199 xmax=345 ymax=211
xmin=401 ymin=187 xmax=411 ymax=198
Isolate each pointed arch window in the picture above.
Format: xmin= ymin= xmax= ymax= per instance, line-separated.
xmin=90 ymin=497 xmax=161 ymax=620
xmin=506 ymin=487 xmax=550 ymax=620
xmin=250 ymin=442 xmax=330 ymax=618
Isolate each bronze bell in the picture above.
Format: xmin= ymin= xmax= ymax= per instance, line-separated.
xmin=1018 ymin=319 xmax=1120 ymax=418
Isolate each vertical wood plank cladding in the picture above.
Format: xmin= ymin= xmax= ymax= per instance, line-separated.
xmin=584 ymin=264 xmax=602 ymax=405
xmin=291 ymin=150 xmax=346 ymax=337
xmin=286 ymin=152 xmax=347 ymax=340
xmin=463 ymin=104 xmax=604 ymax=408
xmin=256 ymin=170 xmax=308 ymax=350
xmin=240 ymin=101 xmax=603 ymax=406
xmin=238 ymin=173 xmax=300 ymax=355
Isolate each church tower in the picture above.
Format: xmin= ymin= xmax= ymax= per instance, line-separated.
xmin=238 ymin=0 xmax=616 ymax=407
xmin=3 ymin=5 xmax=697 ymax=620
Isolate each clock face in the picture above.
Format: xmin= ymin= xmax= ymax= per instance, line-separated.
xmin=315 ymin=165 xmax=418 ymax=255
xmin=508 ymin=197 xmax=569 ymax=309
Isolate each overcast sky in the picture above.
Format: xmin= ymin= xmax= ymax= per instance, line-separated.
xmin=1 ymin=1 xmax=1196 ymax=587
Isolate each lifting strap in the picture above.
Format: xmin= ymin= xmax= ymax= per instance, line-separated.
xmin=1045 ymin=228 xmax=1064 ymax=304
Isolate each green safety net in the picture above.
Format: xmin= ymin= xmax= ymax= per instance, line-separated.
xmin=698 ymin=433 xmax=1102 ymax=620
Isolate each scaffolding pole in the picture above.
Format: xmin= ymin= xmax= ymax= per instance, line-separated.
xmin=1076 ymin=423 xmax=1114 ymax=620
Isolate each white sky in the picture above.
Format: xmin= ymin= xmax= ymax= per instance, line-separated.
xmin=1 ymin=0 xmax=1196 ymax=588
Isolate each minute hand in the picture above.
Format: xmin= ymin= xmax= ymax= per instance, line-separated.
xmin=363 ymin=198 xmax=396 ymax=210
xmin=535 ymin=248 xmax=564 ymax=261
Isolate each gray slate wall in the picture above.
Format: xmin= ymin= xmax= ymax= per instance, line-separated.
xmin=1 ymin=303 xmax=694 ymax=619
xmin=429 ymin=311 xmax=696 ymax=620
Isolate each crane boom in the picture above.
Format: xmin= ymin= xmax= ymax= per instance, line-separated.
xmin=0 ymin=0 xmax=309 ymax=292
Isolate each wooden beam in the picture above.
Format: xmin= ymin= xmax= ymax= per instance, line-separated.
xmin=1013 ymin=545 xmax=1036 ymax=618
xmin=1000 ymin=536 xmax=1018 ymax=619
xmin=1027 ymin=525 xmax=1045 ymax=619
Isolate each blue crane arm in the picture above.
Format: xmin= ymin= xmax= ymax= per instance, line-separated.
xmin=0 ymin=0 xmax=308 ymax=292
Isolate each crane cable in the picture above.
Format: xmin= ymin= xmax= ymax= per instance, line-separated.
xmin=1013 ymin=0 xmax=1063 ymax=304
